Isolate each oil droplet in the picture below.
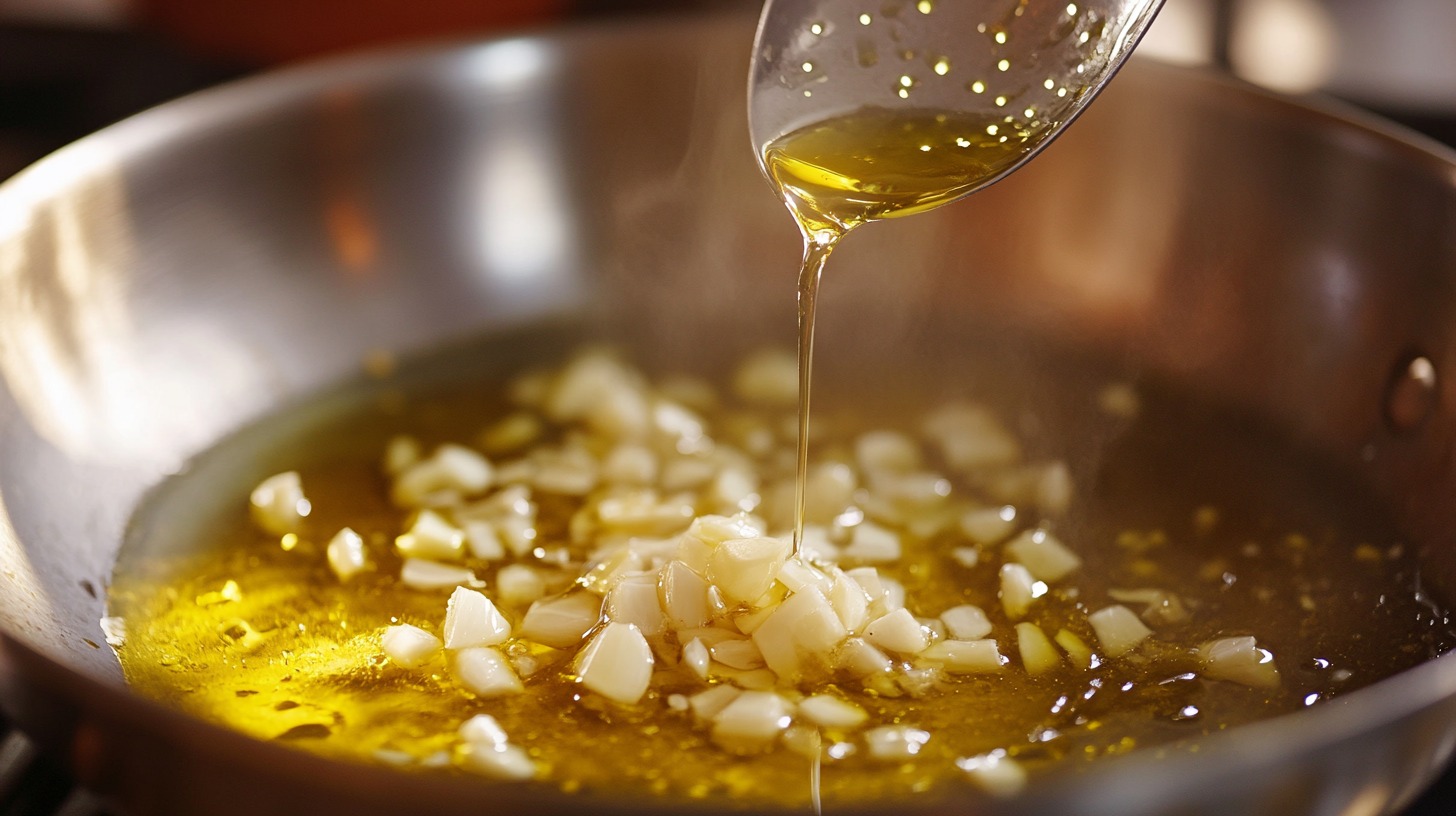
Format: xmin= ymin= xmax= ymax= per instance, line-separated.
xmin=994 ymin=95 xmax=1007 ymax=107
xmin=933 ymin=58 xmax=951 ymax=76
xmin=810 ymin=22 xmax=825 ymax=35
xmin=899 ymin=75 xmax=915 ymax=88
xmin=280 ymin=533 xmax=299 ymax=552
xmin=1079 ymin=31 xmax=1091 ymax=44
xmin=986 ymin=124 xmax=999 ymax=135
xmin=1057 ymin=87 xmax=1068 ymax=97
xmin=955 ymin=137 xmax=971 ymax=147
xmin=1024 ymin=107 xmax=1036 ymax=118
xmin=1044 ymin=78 xmax=1056 ymax=90
xmin=802 ymin=62 xmax=815 ymax=73
xmin=918 ymin=144 xmax=932 ymax=152
xmin=1067 ymin=3 xmax=1079 ymax=14
xmin=859 ymin=12 xmax=872 ymax=25
xmin=997 ymin=59 xmax=1011 ymax=72
xmin=897 ymin=89 xmax=910 ymax=99
xmin=994 ymin=31 xmax=1007 ymax=44
xmin=970 ymin=80 xmax=986 ymax=93
xmin=916 ymin=0 xmax=934 ymax=13
xmin=803 ymin=90 xmax=814 ymax=98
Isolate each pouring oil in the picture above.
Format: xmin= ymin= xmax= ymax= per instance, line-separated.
xmin=759 ymin=106 xmax=1042 ymax=553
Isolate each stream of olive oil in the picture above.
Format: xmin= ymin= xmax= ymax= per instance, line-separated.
xmin=760 ymin=107 xmax=1042 ymax=554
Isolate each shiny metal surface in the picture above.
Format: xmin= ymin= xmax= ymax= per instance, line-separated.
xmin=1 ymin=11 xmax=1456 ymax=816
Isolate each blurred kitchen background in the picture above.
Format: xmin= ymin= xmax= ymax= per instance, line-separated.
xmin=2 ymin=0 xmax=1456 ymax=814
xmin=1 ymin=0 xmax=1455 ymax=183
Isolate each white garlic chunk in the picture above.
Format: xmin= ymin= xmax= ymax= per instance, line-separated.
xmin=576 ymin=622 xmax=654 ymax=705
xmin=382 ymin=624 xmax=440 ymax=669
xmin=443 ymin=587 xmax=511 ymax=649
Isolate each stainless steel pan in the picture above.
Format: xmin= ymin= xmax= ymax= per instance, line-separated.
xmin=2 ymin=12 xmax=1456 ymax=816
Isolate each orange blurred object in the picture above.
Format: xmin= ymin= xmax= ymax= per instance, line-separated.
xmin=135 ymin=0 xmax=569 ymax=64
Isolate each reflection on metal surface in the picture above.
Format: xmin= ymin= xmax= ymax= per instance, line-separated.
xmin=0 ymin=141 xmax=138 ymax=460
xmin=463 ymin=38 xmax=550 ymax=91
xmin=0 ymin=489 xmax=54 ymax=644
xmin=466 ymin=40 xmax=575 ymax=286
xmin=475 ymin=135 xmax=575 ymax=283
xmin=1229 ymin=0 xmax=1336 ymax=94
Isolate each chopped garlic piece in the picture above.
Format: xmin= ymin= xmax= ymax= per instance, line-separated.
xmin=454 ymin=646 xmax=524 ymax=697
xmin=1199 ymin=636 xmax=1281 ymax=689
xmin=864 ymin=725 xmax=930 ymax=761
xmin=950 ymin=546 xmax=980 ymax=568
xmin=660 ymin=560 xmax=712 ymax=630
xmin=711 ymin=638 xmax=766 ymax=670
xmin=828 ymin=574 xmax=871 ymax=633
xmin=957 ymin=751 xmax=1027 ymax=796
xmin=384 ymin=435 xmax=422 ymax=475
xmin=800 ymin=695 xmax=868 ymax=729
xmin=776 ymin=557 xmax=832 ymax=595
xmin=1108 ymin=587 xmax=1190 ymax=626
xmin=683 ymin=638 xmax=711 ymax=679
xmin=576 ymin=622 xmax=654 ymax=705
xmin=99 ymin=616 xmax=127 ymax=648
xmin=709 ymin=536 xmax=791 ymax=605
xmin=459 ymin=714 xmax=509 ymax=748
xmin=803 ymin=463 xmax=859 ymax=523
xmin=711 ymin=690 xmax=793 ymax=754
xmin=1005 ymin=530 xmax=1081 ymax=582
xmin=443 ymin=587 xmax=511 ymax=649
xmin=396 ymin=510 xmax=466 ymax=561
xmin=249 ymin=471 xmax=310 ymax=535
xmin=863 ymin=608 xmax=929 ymax=655
xmin=689 ymin=685 xmax=742 ymax=722
xmin=733 ymin=349 xmax=798 ymax=406
xmin=461 ymin=743 xmax=536 ymax=781
xmin=752 ymin=586 xmax=847 ymax=681
xmin=920 ymin=639 xmax=1006 ymax=673
xmin=382 ymin=624 xmax=440 ymax=668
xmin=400 ymin=559 xmax=479 ymax=591
xmin=940 ymin=605 xmax=992 ymax=640
xmin=842 ymin=521 xmax=902 ymax=564
xmin=959 ymin=505 xmax=1017 ymax=545
xmin=605 ymin=574 xmax=665 ymax=636
xmin=496 ymin=565 xmax=547 ymax=607
xmin=479 ymin=412 xmax=544 ymax=455
xmin=855 ymin=430 xmax=922 ymax=474
xmin=833 ymin=637 xmax=893 ymax=677
xmin=1054 ymin=629 xmax=1096 ymax=669
xmin=326 ymin=527 xmax=367 ymax=582
xmin=519 ymin=592 xmax=602 ymax=648
xmin=392 ymin=445 xmax=493 ymax=506
xmin=601 ymin=443 xmax=659 ymax=485
xmin=999 ymin=563 xmax=1037 ymax=619
xmin=922 ymin=403 xmax=1020 ymax=471
xmin=1015 ymin=622 xmax=1061 ymax=675
xmin=1088 ymin=605 xmax=1154 ymax=657
xmin=462 ymin=520 xmax=505 ymax=561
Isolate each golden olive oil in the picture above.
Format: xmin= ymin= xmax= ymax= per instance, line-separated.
xmin=762 ymin=107 xmax=1037 ymax=235
xmin=110 ymin=337 xmax=1456 ymax=808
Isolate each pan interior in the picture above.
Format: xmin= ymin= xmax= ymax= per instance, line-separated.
xmin=105 ymin=315 xmax=1456 ymax=807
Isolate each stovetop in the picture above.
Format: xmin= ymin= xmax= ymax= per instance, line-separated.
xmin=2 ymin=19 xmax=1456 ymax=816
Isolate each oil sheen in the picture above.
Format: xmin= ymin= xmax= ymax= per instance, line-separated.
xmin=110 ymin=336 xmax=1456 ymax=808
xmin=760 ymin=106 xmax=1041 ymax=554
